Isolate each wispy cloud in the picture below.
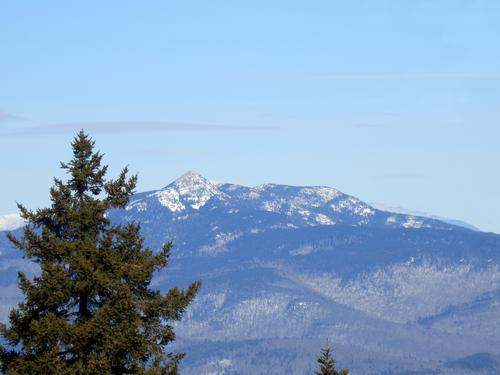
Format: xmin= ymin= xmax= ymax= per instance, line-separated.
xmin=145 ymin=148 xmax=209 ymax=157
xmin=373 ymin=172 xmax=423 ymax=180
xmin=260 ymin=112 xmax=296 ymax=120
xmin=313 ymin=73 xmax=500 ymax=81
xmin=353 ymin=123 xmax=383 ymax=129
xmin=0 ymin=111 xmax=28 ymax=122
xmin=0 ymin=121 xmax=277 ymax=137
xmin=364 ymin=111 xmax=399 ymax=117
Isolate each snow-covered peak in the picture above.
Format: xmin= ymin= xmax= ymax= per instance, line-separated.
xmin=151 ymin=171 xmax=221 ymax=212
xmin=0 ymin=213 xmax=24 ymax=231
xmin=169 ymin=171 xmax=211 ymax=190
xmin=123 ymin=173 xmax=456 ymax=231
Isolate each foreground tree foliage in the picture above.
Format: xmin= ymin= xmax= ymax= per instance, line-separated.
xmin=0 ymin=131 xmax=201 ymax=375
xmin=314 ymin=344 xmax=349 ymax=375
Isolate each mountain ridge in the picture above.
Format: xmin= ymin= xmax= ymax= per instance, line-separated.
xmin=1 ymin=171 xmax=477 ymax=232
xmin=1 ymin=171 xmax=498 ymax=374
xmin=121 ymin=171 xmax=460 ymax=233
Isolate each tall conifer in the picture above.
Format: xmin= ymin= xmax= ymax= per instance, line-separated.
xmin=0 ymin=131 xmax=200 ymax=374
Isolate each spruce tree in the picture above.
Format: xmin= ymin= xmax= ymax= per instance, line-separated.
xmin=314 ymin=344 xmax=349 ymax=375
xmin=0 ymin=131 xmax=201 ymax=374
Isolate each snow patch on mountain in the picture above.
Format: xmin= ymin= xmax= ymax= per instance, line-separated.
xmin=300 ymin=186 xmax=341 ymax=203
xmin=199 ymin=232 xmax=242 ymax=255
xmin=289 ymin=188 xmax=340 ymax=211
xmin=261 ymin=199 xmax=286 ymax=213
xmin=372 ymin=202 xmax=480 ymax=231
xmin=143 ymin=171 xmax=222 ymax=212
xmin=294 ymin=261 xmax=500 ymax=323
xmin=170 ymin=171 xmax=221 ymax=210
xmin=125 ymin=199 xmax=148 ymax=212
xmin=290 ymin=244 xmax=315 ymax=256
xmin=151 ymin=189 xmax=186 ymax=212
xmin=331 ymin=197 xmax=375 ymax=217
xmin=315 ymin=214 xmax=335 ymax=225
xmin=0 ymin=214 xmax=24 ymax=231
xmin=402 ymin=216 xmax=430 ymax=229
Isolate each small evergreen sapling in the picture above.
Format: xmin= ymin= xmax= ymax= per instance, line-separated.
xmin=0 ymin=131 xmax=201 ymax=374
xmin=314 ymin=344 xmax=349 ymax=375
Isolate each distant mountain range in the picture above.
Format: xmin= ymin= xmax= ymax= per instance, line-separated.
xmin=369 ymin=202 xmax=481 ymax=232
xmin=1 ymin=172 xmax=499 ymax=375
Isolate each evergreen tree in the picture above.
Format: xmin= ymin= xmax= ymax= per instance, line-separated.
xmin=0 ymin=131 xmax=201 ymax=374
xmin=314 ymin=344 xmax=349 ymax=375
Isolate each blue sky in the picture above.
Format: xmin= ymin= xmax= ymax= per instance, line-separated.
xmin=1 ymin=1 xmax=500 ymax=233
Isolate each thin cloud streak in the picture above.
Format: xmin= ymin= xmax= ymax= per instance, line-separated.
xmin=145 ymin=148 xmax=209 ymax=157
xmin=313 ymin=73 xmax=500 ymax=81
xmin=373 ymin=172 xmax=423 ymax=180
xmin=260 ymin=112 xmax=296 ymax=120
xmin=0 ymin=111 xmax=28 ymax=122
xmin=1 ymin=121 xmax=277 ymax=137
xmin=353 ymin=123 xmax=383 ymax=129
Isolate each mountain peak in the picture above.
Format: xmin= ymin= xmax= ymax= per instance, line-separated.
xmin=150 ymin=171 xmax=219 ymax=212
xmin=170 ymin=171 xmax=218 ymax=195
xmin=169 ymin=171 xmax=208 ymax=187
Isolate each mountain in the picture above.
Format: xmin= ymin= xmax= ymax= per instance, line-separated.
xmin=1 ymin=172 xmax=499 ymax=375
xmin=110 ymin=171 xmax=457 ymax=252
